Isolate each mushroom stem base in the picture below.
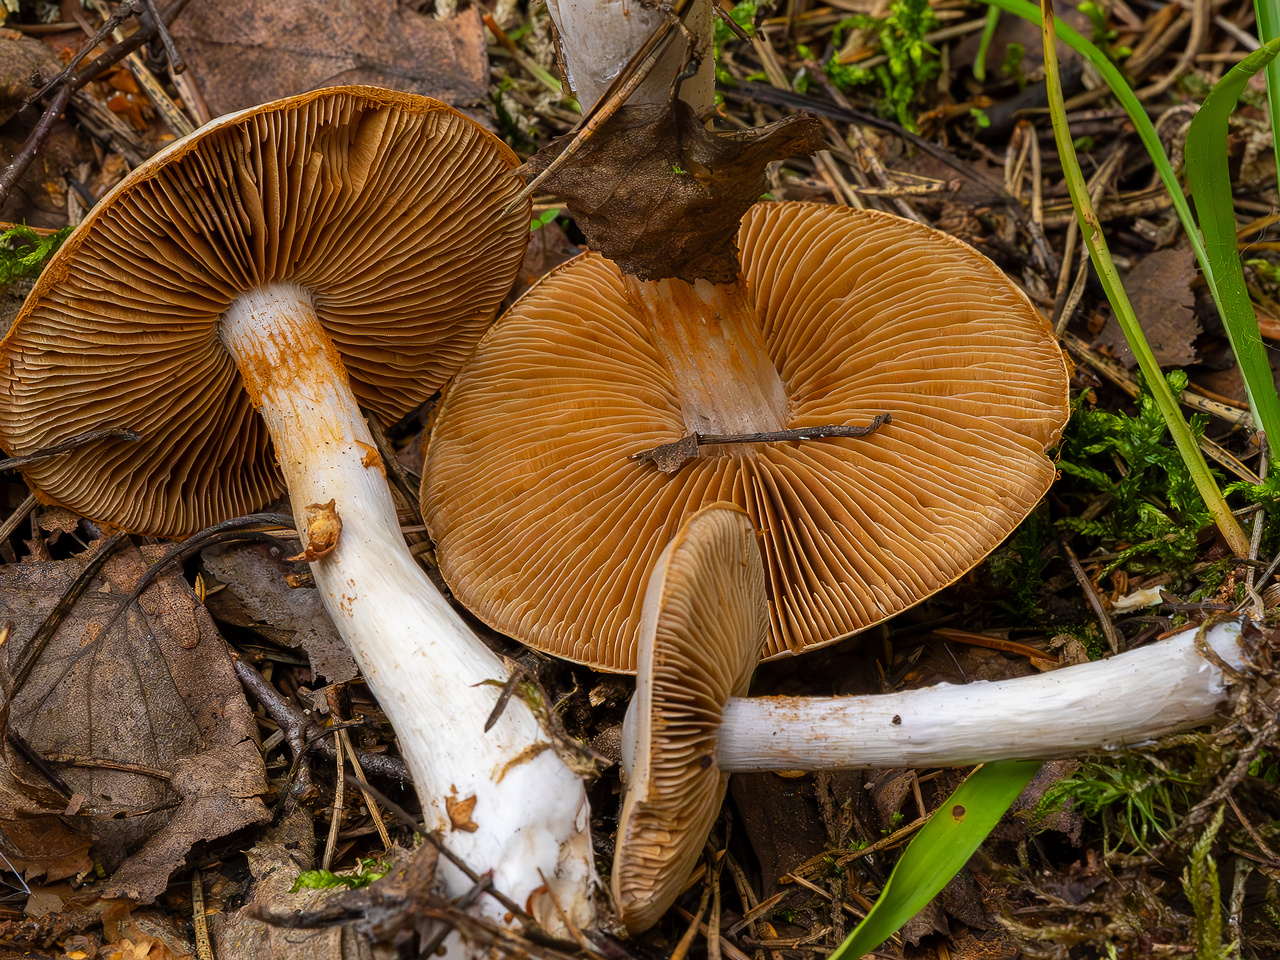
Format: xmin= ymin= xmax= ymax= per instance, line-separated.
xmin=219 ymin=284 xmax=597 ymax=940
xmin=717 ymin=620 xmax=1249 ymax=771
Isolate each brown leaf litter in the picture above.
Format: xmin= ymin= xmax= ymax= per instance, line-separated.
xmin=523 ymin=100 xmax=824 ymax=282
xmin=0 ymin=539 xmax=269 ymax=900
xmin=170 ymin=0 xmax=489 ymax=115
xmin=200 ymin=542 xmax=357 ymax=684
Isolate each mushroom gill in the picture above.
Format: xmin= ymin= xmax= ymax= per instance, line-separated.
xmin=424 ymin=201 xmax=1071 ymax=672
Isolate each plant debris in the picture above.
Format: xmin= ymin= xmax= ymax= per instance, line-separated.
xmin=523 ymin=100 xmax=824 ymax=281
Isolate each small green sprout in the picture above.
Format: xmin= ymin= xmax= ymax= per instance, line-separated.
xmin=530 ymin=208 xmax=560 ymax=232
xmin=291 ymin=857 xmax=390 ymax=893
xmin=825 ymin=0 xmax=940 ymax=132
xmin=1000 ymin=41 xmax=1027 ymax=88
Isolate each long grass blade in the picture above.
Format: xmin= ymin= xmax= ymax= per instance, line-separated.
xmin=1186 ymin=39 xmax=1280 ymax=460
xmin=1255 ymin=0 xmax=1280 ymax=189
xmin=979 ymin=0 xmax=1216 ymax=297
xmin=826 ymin=762 xmax=1041 ymax=960
xmin=1038 ymin=0 xmax=1250 ymax=557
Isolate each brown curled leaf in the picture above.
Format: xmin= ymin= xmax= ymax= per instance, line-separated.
xmin=522 ymin=100 xmax=823 ymax=283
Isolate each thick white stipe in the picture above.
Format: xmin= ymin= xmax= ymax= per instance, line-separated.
xmin=716 ymin=620 xmax=1247 ymax=771
xmin=544 ymin=0 xmax=715 ymax=113
xmin=219 ymin=284 xmax=596 ymax=941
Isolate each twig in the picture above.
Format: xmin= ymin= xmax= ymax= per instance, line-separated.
xmin=719 ymin=83 xmax=1021 ymax=213
xmin=338 ymin=775 xmax=537 ymax=926
xmin=0 ymin=85 xmax=72 ymax=206
xmin=0 ymin=427 xmax=140 ymax=473
xmin=191 ymin=872 xmax=214 ymax=960
xmin=339 ymin=725 xmax=392 ymax=851
xmin=632 ymin=416 xmax=892 ymax=474
xmin=142 ymin=0 xmax=186 ymax=73
xmin=0 ymin=494 xmax=37 ymax=547
xmin=1060 ymin=538 xmax=1120 ymax=654
xmin=231 ymin=658 xmax=411 ymax=788
xmin=0 ymin=0 xmax=195 ymax=210
xmin=323 ymin=700 xmax=345 ymax=872
xmin=101 ymin=516 xmax=297 ymax=640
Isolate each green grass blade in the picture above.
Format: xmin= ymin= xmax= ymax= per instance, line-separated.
xmin=1038 ymin=0 xmax=1251 ymax=557
xmin=1186 ymin=39 xmax=1280 ymax=458
xmin=826 ymin=761 xmax=1040 ymax=960
xmin=980 ymin=0 xmax=1215 ymax=298
xmin=974 ymin=5 xmax=1001 ymax=80
xmin=1255 ymin=0 xmax=1280 ymax=189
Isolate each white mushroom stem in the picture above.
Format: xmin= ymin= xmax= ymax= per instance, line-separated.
xmin=545 ymin=0 xmax=715 ymax=113
xmin=219 ymin=284 xmax=596 ymax=938
xmin=714 ymin=620 xmax=1249 ymax=772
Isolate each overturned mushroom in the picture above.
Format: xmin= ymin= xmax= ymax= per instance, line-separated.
xmin=0 ymin=87 xmax=596 ymax=938
xmin=423 ymin=201 xmax=1070 ymax=671
xmin=613 ymin=505 xmax=1261 ymax=931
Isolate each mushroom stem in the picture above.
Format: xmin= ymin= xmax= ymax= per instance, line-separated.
xmin=544 ymin=0 xmax=715 ymax=112
xmin=219 ymin=284 xmax=596 ymax=937
xmin=715 ymin=620 xmax=1248 ymax=772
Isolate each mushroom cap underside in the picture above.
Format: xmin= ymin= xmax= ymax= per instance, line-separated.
xmin=614 ymin=505 xmax=766 ymax=933
xmin=423 ymin=201 xmax=1071 ymax=672
xmin=0 ymin=85 xmax=528 ymax=537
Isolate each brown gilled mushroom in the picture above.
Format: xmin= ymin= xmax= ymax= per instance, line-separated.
xmin=422 ymin=201 xmax=1071 ymax=672
xmin=0 ymin=86 xmax=597 ymax=938
xmin=614 ymin=506 xmax=1257 ymax=932
xmin=615 ymin=504 xmax=766 ymax=933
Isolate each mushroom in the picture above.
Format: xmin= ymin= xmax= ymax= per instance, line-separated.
xmin=615 ymin=503 xmax=767 ymax=934
xmin=422 ymin=201 xmax=1071 ymax=672
xmin=614 ymin=504 xmax=1258 ymax=931
xmin=0 ymin=87 xmax=596 ymax=937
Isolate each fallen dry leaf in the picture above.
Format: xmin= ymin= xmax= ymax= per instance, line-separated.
xmin=210 ymin=805 xmax=428 ymax=960
xmin=170 ymin=0 xmax=488 ymax=116
xmin=0 ymin=540 xmax=269 ymax=899
xmin=525 ymin=101 xmax=823 ymax=282
xmin=1093 ymin=245 xmax=1201 ymax=369
xmin=201 ymin=543 xmax=357 ymax=683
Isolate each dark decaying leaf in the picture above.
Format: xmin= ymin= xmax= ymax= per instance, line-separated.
xmin=170 ymin=0 xmax=489 ymax=114
xmin=210 ymin=805 xmax=358 ymax=960
xmin=0 ymin=541 xmax=269 ymax=899
xmin=1092 ymin=245 xmax=1201 ymax=369
xmin=212 ymin=803 xmax=438 ymax=959
xmin=0 ymin=36 xmax=62 ymax=126
xmin=202 ymin=543 xmax=357 ymax=684
xmin=523 ymin=101 xmax=824 ymax=282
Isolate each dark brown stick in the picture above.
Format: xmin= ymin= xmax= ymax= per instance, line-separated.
xmin=632 ymin=414 xmax=892 ymax=474
xmin=0 ymin=0 xmax=195 ymax=211
xmin=0 ymin=427 xmax=139 ymax=473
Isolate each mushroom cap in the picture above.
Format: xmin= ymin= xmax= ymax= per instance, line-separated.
xmin=423 ymin=201 xmax=1070 ymax=672
xmin=614 ymin=504 xmax=766 ymax=933
xmin=0 ymin=85 xmax=527 ymax=538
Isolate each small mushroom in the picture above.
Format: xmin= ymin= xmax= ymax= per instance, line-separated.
xmin=423 ymin=201 xmax=1071 ymax=671
xmin=613 ymin=505 xmax=1257 ymax=931
xmin=0 ymin=87 xmax=596 ymax=938
xmin=615 ymin=503 xmax=767 ymax=933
